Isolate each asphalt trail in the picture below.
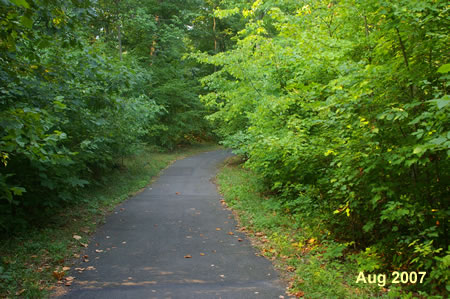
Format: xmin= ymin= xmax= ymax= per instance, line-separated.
xmin=61 ymin=150 xmax=286 ymax=299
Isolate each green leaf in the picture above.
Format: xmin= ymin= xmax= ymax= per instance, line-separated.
xmin=10 ymin=186 xmax=26 ymax=196
xmin=436 ymin=98 xmax=449 ymax=110
xmin=20 ymin=15 xmax=33 ymax=28
xmin=437 ymin=64 xmax=450 ymax=74
xmin=9 ymin=0 xmax=29 ymax=8
xmin=413 ymin=145 xmax=425 ymax=156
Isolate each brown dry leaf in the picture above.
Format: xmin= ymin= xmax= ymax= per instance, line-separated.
xmin=176 ymin=192 xmax=180 ymax=195
xmin=80 ymin=227 xmax=89 ymax=233
xmin=215 ymin=228 xmax=221 ymax=231
xmin=120 ymin=208 xmax=125 ymax=211
xmin=62 ymin=266 xmax=71 ymax=271
xmin=65 ymin=276 xmax=75 ymax=281
xmin=307 ymin=238 xmax=315 ymax=244
xmin=184 ymin=254 xmax=192 ymax=258
xmin=95 ymin=249 xmax=104 ymax=253
xmin=200 ymin=253 xmax=205 ymax=256
xmin=73 ymin=235 xmax=82 ymax=240
xmin=73 ymin=254 xmax=80 ymax=258
xmin=255 ymin=232 xmax=264 ymax=237
xmin=295 ymin=291 xmax=305 ymax=297
xmin=30 ymin=255 xmax=38 ymax=258
xmin=65 ymin=281 xmax=72 ymax=286
xmin=238 ymin=238 xmax=243 ymax=242
xmin=80 ymin=243 xmax=88 ymax=248
xmin=227 ymin=232 xmax=234 ymax=235
xmin=15 ymin=289 xmax=25 ymax=296
xmin=74 ymin=267 xmax=85 ymax=271
xmin=287 ymin=266 xmax=296 ymax=272
xmin=86 ymin=266 xmax=96 ymax=270
xmin=52 ymin=271 xmax=65 ymax=280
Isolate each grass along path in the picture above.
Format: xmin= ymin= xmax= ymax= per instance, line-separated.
xmin=0 ymin=143 xmax=221 ymax=298
xmin=216 ymin=156 xmax=418 ymax=299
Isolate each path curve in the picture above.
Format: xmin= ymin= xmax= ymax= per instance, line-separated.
xmin=61 ymin=150 xmax=286 ymax=298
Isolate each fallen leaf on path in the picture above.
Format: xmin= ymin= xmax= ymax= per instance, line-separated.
xmin=95 ymin=249 xmax=104 ymax=253
xmin=65 ymin=281 xmax=72 ymax=286
xmin=73 ymin=254 xmax=80 ymax=258
xmin=73 ymin=235 xmax=82 ymax=240
xmin=219 ymin=274 xmax=225 ymax=278
xmin=227 ymin=232 xmax=234 ymax=235
xmin=287 ymin=266 xmax=296 ymax=272
xmin=200 ymin=253 xmax=205 ymax=256
xmin=176 ymin=192 xmax=180 ymax=195
xmin=215 ymin=228 xmax=221 ymax=231
xmin=65 ymin=276 xmax=74 ymax=281
xmin=86 ymin=266 xmax=96 ymax=270
xmin=238 ymin=238 xmax=243 ymax=242
xmin=52 ymin=271 xmax=65 ymax=280
xmin=80 ymin=243 xmax=88 ymax=248
xmin=62 ymin=267 xmax=71 ymax=271
xmin=184 ymin=254 xmax=192 ymax=258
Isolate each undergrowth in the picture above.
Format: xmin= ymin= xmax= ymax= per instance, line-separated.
xmin=216 ymin=156 xmax=439 ymax=299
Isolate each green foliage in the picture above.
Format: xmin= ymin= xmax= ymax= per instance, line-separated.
xmin=197 ymin=0 xmax=449 ymax=295
xmin=217 ymin=160 xmax=384 ymax=298
xmin=0 ymin=0 xmax=215 ymax=232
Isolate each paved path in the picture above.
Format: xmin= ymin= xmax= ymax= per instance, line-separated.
xmin=61 ymin=150 xmax=286 ymax=298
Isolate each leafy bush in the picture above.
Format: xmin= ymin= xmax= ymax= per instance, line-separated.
xmin=196 ymin=0 xmax=449 ymax=294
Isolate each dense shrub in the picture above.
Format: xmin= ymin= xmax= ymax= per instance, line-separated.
xmin=195 ymin=0 xmax=449 ymax=294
